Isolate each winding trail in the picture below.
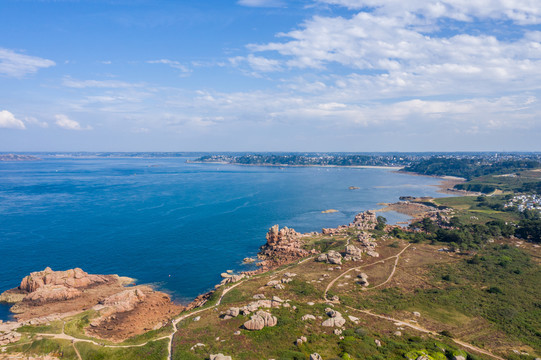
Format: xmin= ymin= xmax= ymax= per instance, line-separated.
xmin=165 ymin=255 xmax=315 ymax=360
xmin=324 ymin=243 xmax=411 ymax=301
xmin=323 ymin=243 xmax=504 ymax=360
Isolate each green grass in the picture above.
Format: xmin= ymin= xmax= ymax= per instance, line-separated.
xmin=63 ymin=310 xmax=110 ymax=343
xmin=76 ymin=338 xmax=169 ymax=360
xmin=358 ymin=245 xmax=541 ymax=352
xmin=6 ymin=338 xmax=78 ymax=359
xmin=119 ymin=323 xmax=174 ymax=345
xmin=17 ymin=320 xmax=64 ymax=334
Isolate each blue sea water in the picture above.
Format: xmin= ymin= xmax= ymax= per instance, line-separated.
xmin=0 ymin=157 xmax=445 ymax=319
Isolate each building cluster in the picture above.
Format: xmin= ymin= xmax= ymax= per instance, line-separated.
xmin=504 ymin=194 xmax=541 ymax=213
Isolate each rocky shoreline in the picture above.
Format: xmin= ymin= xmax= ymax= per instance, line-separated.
xmin=0 ymin=203 xmax=446 ymax=348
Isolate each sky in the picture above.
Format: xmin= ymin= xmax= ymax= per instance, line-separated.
xmin=0 ymin=0 xmax=540 ymax=152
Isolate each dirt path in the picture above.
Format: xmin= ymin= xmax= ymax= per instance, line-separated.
xmin=324 ymin=243 xmax=411 ymax=300
xmin=346 ymin=307 xmax=505 ymax=360
xmin=322 ymin=244 xmax=504 ymax=360
xmin=166 ymin=255 xmax=315 ymax=360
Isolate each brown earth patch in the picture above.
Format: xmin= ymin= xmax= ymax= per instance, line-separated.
xmin=86 ymin=289 xmax=183 ymax=342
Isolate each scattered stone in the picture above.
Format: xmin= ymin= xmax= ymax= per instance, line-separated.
xmin=220 ymin=274 xmax=246 ymax=286
xmin=393 ymin=331 xmax=402 ymax=336
xmin=375 ymin=339 xmax=382 ymax=347
xmin=274 ymin=284 xmax=285 ymax=290
xmin=234 ymin=331 xmax=241 ymax=335
xmin=193 ymin=316 xmax=201 ymax=322
xmin=302 ymin=314 xmax=316 ymax=321
xmin=0 ymin=331 xmax=21 ymax=346
xmin=334 ymin=329 xmax=342 ymax=335
xmin=253 ymin=294 xmax=266 ymax=300
xmin=452 ymin=356 xmax=466 ymax=360
xmin=266 ymin=280 xmax=281 ymax=287
xmin=307 ymin=302 xmax=315 ymax=306
xmin=243 ymin=257 xmax=256 ymax=264
xmin=413 ymin=311 xmax=421 ymax=317
xmin=331 ymin=295 xmax=339 ymax=302
xmin=283 ymin=272 xmax=297 ymax=278
xmin=348 ymin=315 xmax=359 ymax=324
xmin=190 ymin=343 xmax=205 ymax=351
xmin=310 ymin=353 xmax=323 ymax=360
xmin=210 ymin=354 xmax=232 ymax=360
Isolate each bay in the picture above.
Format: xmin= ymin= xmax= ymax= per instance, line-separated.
xmin=0 ymin=157 xmax=444 ymax=317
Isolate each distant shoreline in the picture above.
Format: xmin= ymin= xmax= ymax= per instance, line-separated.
xmin=187 ymin=160 xmax=404 ymax=170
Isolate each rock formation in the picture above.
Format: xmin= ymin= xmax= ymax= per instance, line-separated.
xmin=0 ymin=267 xmax=183 ymax=342
xmin=316 ymin=250 xmax=342 ymax=264
xmin=357 ymin=273 xmax=369 ymax=287
xmin=349 ymin=211 xmax=377 ymax=230
xmin=344 ymin=245 xmax=363 ymax=262
xmin=257 ymin=225 xmax=311 ymax=270
xmin=243 ymin=310 xmax=277 ymax=330
xmin=321 ymin=308 xmax=346 ymax=327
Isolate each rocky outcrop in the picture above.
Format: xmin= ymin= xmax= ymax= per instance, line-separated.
xmin=321 ymin=308 xmax=346 ymax=327
xmin=349 ymin=211 xmax=377 ymax=230
xmin=1 ymin=267 xmax=118 ymax=307
xmin=98 ymin=287 xmax=147 ymax=313
xmin=0 ymin=330 xmax=21 ymax=346
xmin=243 ymin=310 xmax=277 ymax=330
xmin=358 ymin=233 xmax=379 ymax=257
xmin=344 ymin=245 xmax=363 ymax=262
xmin=357 ymin=273 xmax=369 ymax=287
xmin=257 ymin=225 xmax=311 ymax=270
xmin=19 ymin=267 xmax=111 ymax=293
xmin=2 ymin=267 xmax=182 ymax=343
xmin=316 ymin=250 xmax=343 ymax=265
xmin=24 ymin=285 xmax=81 ymax=304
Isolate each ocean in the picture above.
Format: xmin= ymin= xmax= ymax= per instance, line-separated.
xmin=0 ymin=157 xmax=446 ymax=320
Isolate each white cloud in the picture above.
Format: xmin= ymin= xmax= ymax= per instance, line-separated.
xmin=317 ymin=0 xmax=541 ymax=24
xmin=62 ymin=77 xmax=142 ymax=89
xmin=0 ymin=110 xmax=26 ymax=129
xmin=147 ymin=59 xmax=190 ymax=75
xmin=237 ymin=0 xmax=284 ymax=7
xmin=243 ymin=11 xmax=541 ymax=98
xmin=24 ymin=116 xmax=49 ymax=128
xmin=54 ymin=114 xmax=92 ymax=131
xmin=0 ymin=48 xmax=55 ymax=77
xmin=230 ymin=54 xmax=283 ymax=73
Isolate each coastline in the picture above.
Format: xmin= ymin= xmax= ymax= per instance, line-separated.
xmin=187 ymin=160 xmax=404 ymax=170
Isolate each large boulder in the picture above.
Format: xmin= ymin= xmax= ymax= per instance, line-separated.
xmin=210 ymin=354 xmax=232 ymax=360
xmin=100 ymin=287 xmax=147 ymax=312
xmin=243 ymin=310 xmax=277 ymax=330
xmin=322 ymin=308 xmax=346 ymax=327
xmin=316 ymin=250 xmax=342 ymax=264
xmin=19 ymin=267 xmax=110 ymax=293
xmin=24 ymin=285 xmax=81 ymax=304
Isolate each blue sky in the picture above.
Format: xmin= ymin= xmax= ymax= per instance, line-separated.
xmin=1 ymin=0 xmax=540 ymax=151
